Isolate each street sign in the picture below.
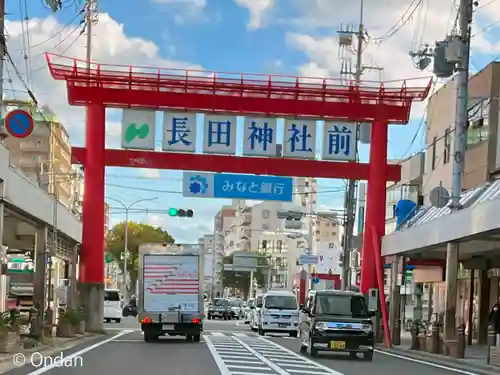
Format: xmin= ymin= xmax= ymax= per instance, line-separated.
xmin=233 ymin=251 xmax=258 ymax=269
xmin=223 ymin=264 xmax=256 ymax=272
xmin=121 ymin=109 xmax=156 ymax=150
xmin=298 ymin=254 xmax=318 ymax=265
xmin=182 ymin=172 xmax=293 ymax=201
xmin=4 ymin=109 xmax=34 ymax=138
xmin=312 ymin=277 xmax=320 ymax=284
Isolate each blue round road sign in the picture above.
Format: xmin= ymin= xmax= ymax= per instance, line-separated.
xmin=5 ymin=109 xmax=34 ymax=138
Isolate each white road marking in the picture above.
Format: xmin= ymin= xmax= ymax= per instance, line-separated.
xmin=258 ymin=336 xmax=344 ymax=375
xmin=375 ymin=349 xmax=484 ymax=375
xmin=24 ymin=330 xmax=133 ymax=375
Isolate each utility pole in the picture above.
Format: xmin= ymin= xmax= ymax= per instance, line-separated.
xmin=443 ymin=0 xmax=473 ymax=345
xmin=85 ymin=0 xmax=94 ymax=68
xmin=339 ymin=0 xmax=370 ymax=290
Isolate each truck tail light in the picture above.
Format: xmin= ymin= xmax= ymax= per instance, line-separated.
xmin=141 ymin=317 xmax=151 ymax=324
xmin=192 ymin=318 xmax=200 ymax=324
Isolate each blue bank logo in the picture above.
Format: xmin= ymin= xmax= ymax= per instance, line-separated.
xmin=189 ymin=175 xmax=209 ymax=195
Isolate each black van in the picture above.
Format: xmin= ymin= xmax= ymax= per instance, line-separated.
xmin=299 ymin=290 xmax=375 ymax=361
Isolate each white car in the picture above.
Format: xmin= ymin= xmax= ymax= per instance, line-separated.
xmin=104 ymin=289 xmax=122 ymax=323
xmin=249 ymin=295 xmax=263 ymax=332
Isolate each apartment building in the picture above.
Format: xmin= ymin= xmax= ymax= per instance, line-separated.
xmin=423 ymin=61 xmax=500 ymax=201
xmin=2 ymin=100 xmax=74 ymax=207
xmin=312 ymin=214 xmax=341 ymax=246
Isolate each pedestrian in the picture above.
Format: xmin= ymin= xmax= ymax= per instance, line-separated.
xmin=489 ymin=303 xmax=500 ymax=346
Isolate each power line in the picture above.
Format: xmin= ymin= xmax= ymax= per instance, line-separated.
xmin=370 ymin=0 xmax=424 ymax=42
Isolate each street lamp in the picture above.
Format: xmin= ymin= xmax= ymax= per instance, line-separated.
xmin=106 ymin=196 xmax=158 ymax=296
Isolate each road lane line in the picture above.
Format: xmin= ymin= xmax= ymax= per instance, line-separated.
xmin=233 ymin=336 xmax=293 ymax=375
xmin=374 ymin=349 xmax=484 ymax=375
xmin=258 ymin=336 xmax=344 ymax=375
xmin=24 ymin=330 xmax=133 ymax=375
xmin=204 ymin=335 xmax=233 ymax=375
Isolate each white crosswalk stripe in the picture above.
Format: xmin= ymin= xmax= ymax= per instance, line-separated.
xmin=204 ymin=333 xmax=344 ymax=375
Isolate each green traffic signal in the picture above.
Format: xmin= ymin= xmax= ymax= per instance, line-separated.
xmin=168 ymin=208 xmax=194 ymax=217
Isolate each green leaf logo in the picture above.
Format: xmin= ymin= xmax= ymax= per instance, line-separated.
xmin=125 ymin=123 xmax=149 ymax=143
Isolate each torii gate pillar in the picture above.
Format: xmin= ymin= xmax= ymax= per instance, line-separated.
xmin=79 ymin=103 xmax=106 ymax=332
xmin=360 ymin=121 xmax=389 ymax=293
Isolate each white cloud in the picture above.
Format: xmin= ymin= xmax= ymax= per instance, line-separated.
xmin=234 ymin=0 xmax=275 ymax=30
xmin=5 ymin=14 xmax=203 ymax=146
xmin=267 ymin=1 xmax=500 ymax=123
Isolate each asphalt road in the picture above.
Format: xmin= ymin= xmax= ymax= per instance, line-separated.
xmin=2 ymin=318 xmax=490 ymax=375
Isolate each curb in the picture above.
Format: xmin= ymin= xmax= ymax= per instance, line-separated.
xmin=0 ymin=333 xmax=102 ymax=364
xmin=375 ymin=346 xmax=497 ymax=375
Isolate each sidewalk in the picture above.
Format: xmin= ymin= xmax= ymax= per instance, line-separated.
xmin=376 ymin=332 xmax=498 ymax=375
xmin=0 ymin=333 xmax=101 ymax=373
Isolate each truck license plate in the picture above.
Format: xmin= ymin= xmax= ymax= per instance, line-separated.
xmin=278 ymin=323 xmax=288 ymax=328
xmin=162 ymin=324 xmax=174 ymax=331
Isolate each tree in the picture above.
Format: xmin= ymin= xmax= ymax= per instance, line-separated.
xmin=221 ymin=254 xmax=269 ymax=299
xmin=106 ymin=221 xmax=175 ymax=293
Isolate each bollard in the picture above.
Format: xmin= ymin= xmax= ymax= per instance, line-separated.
xmin=393 ymin=319 xmax=401 ymax=346
xmin=428 ymin=321 xmax=440 ymax=354
xmin=410 ymin=321 xmax=420 ymax=350
xmin=487 ymin=325 xmax=497 ymax=346
xmin=455 ymin=324 xmax=466 ymax=358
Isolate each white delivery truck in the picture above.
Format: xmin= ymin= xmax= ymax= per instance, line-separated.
xmin=137 ymin=243 xmax=204 ymax=342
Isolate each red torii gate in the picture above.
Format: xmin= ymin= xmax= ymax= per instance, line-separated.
xmin=45 ymin=53 xmax=430 ymax=329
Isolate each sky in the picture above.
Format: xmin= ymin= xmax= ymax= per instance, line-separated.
xmin=4 ymin=0 xmax=500 ymax=243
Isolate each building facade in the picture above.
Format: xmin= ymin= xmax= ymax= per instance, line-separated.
xmin=423 ymin=61 xmax=500 ymax=202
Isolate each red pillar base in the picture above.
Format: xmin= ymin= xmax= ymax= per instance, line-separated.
xmin=360 ymin=121 xmax=388 ymax=294
xmin=80 ymin=104 xmax=106 ymax=284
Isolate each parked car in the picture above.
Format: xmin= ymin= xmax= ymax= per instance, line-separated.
xmin=207 ymin=298 xmax=232 ymax=320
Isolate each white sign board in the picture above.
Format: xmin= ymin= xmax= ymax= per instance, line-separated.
xmin=121 ymin=109 xmax=156 ymax=150
xmin=162 ymin=111 xmax=197 ymax=152
xmin=242 ymin=117 xmax=278 ymax=156
xmin=322 ymin=122 xmax=357 ymax=161
xmin=202 ymin=114 xmax=237 ymax=154
xmin=315 ymin=242 xmax=342 ymax=275
xmin=282 ymin=119 xmax=317 ymax=159
xmin=142 ymin=254 xmax=199 ymax=312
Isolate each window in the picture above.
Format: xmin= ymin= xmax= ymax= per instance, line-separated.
xmin=264 ymin=295 xmax=297 ymax=309
xmin=431 ymin=136 xmax=437 ymax=170
xmin=276 ymin=240 xmax=283 ymax=251
xmin=444 ymin=128 xmax=451 ymax=164
xmin=262 ymin=222 xmax=269 ymax=230
xmin=314 ymin=294 xmax=369 ymax=316
xmin=213 ymin=298 xmax=229 ymax=306
xmin=262 ymin=210 xmax=270 ymax=219
xmin=104 ymin=291 xmax=120 ymax=302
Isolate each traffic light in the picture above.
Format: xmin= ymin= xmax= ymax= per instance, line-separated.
xmin=168 ymin=208 xmax=194 ymax=217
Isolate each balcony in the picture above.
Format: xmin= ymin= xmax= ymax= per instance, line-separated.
xmin=240 ymin=213 xmax=252 ymax=225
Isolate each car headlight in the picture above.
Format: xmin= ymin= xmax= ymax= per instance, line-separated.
xmin=362 ymin=324 xmax=372 ymax=332
xmin=315 ymin=322 xmax=329 ymax=330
